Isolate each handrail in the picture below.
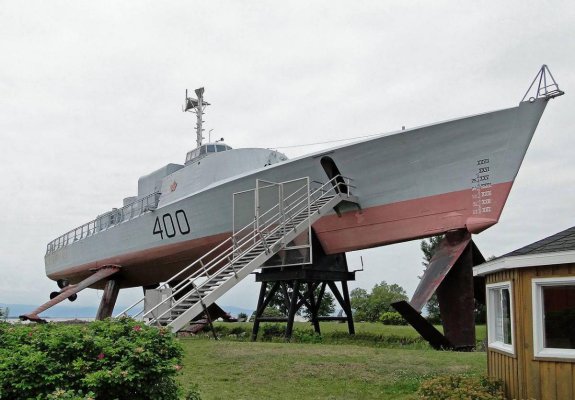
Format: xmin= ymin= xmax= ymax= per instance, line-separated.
xmin=46 ymin=192 xmax=161 ymax=255
xmin=115 ymin=175 xmax=353 ymax=323
xmin=141 ymin=189 xmax=313 ymax=322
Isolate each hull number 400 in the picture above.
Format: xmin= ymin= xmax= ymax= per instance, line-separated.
xmin=153 ymin=210 xmax=190 ymax=239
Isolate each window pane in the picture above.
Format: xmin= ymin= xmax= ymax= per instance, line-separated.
xmin=493 ymin=288 xmax=512 ymax=345
xmin=543 ymin=285 xmax=575 ymax=349
xmin=502 ymin=289 xmax=512 ymax=344
xmin=216 ymin=144 xmax=226 ymax=152
xmin=208 ymin=145 xmax=215 ymax=153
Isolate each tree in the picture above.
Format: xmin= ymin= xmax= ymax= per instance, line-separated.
xmin=265 ymin=283 xmax=336 ymax=320
xmin=350 ymin=281 xmax=408 ymax=322
xmin=302 ymin=289 xmax=335 ymax=320
xmin=420 ymin=235 xmax=444 ymax=323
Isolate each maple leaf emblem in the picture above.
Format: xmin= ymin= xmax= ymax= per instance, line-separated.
xmin=170 ymin=181 xmax=178 ymax=192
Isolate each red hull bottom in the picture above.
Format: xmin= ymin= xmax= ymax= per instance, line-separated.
xmin=49 ymin=181 xmax=513 ymax=288
xmin=314 ymin=181 xmax=512 ymax=254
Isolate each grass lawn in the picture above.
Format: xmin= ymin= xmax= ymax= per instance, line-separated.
xmin=177 ymin=323 xmax=487 ymax=400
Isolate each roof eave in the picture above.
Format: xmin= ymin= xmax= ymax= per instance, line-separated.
xmin=473 ymin=249 xmax=575 ymax=276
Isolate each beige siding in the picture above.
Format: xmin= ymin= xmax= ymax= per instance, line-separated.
xmin=486 ymin=263 xmax=575 ymax=400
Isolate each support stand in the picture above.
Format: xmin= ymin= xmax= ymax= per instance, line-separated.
xmin=251 ymin=246 xmax=355 ymax=341
xmin=392 ymin=230 xmax=485 ymax=351
xmin=96 ymin=279 xmax=120 ymax=320
xmin=20 ymin=265 xmax=121 ymax=323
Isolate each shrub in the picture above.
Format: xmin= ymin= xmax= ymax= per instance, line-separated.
xmin=228 ymin=325 xmax=249 ymax=336
xmin=326 ymin=331 xmax=427 ymax=348
xmin=261 ymin=323 xmax=286 ymax=340
xmin=0 ymin=319 xmax=186 ymax=400
xmin=379 ymin=311 xmax=408 ymax=325
xmin=291 ymin=328 xmax=323 ymax=344
xmin=418 ymin=375 xmax=505 ymax=399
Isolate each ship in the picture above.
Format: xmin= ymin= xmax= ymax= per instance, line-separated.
xmin=23 ymin=66 xmax=564 ymax=347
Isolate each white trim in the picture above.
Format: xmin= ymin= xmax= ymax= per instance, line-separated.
xmin=486 ymin=281 xmax=515 ymax=355
xmin=473 ymin=249 xmax=575 ymax=276
xmin=532 ymin=276 xmax=575 ymax=360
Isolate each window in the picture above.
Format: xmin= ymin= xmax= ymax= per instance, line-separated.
xmin=532 ymin=276 xmax=575 ymax=359
xmin=216 ymin=144 xmax=227 ymax=152
xmin=486 ymin=281 xmax=515 ymax=354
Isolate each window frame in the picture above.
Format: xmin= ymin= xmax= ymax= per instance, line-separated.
xmin=532 ymin=276 xmax=575 ymax=360
xmin=486 ymin=281 xmax=515 ymax=355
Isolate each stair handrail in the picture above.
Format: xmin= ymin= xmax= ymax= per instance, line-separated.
xmin=143 ymin=175 xmax=350 ymax=322
xmin=116 ymin=175 xmax=352 ymax=322
xmin=151 ymin=175 xmax=352 ymax=323
xmin=139 ymin=182 xmax=311 ymax=322
xmin=143 ymin=180 xmax=315 ymax=322
xmin=116 ymin=181 xmax=310 ymax=319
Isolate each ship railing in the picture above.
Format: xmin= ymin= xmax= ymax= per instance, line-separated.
xmin=116 ymin=175 xmax=353 ymax=324
xmin=46 ymin=192 xmax=161 ymax=255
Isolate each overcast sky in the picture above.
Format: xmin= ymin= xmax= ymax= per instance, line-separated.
xmin=1 ymin=1 xmax=574 ymax=316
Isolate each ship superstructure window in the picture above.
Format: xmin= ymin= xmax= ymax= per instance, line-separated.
xmin=486 ymin=281 xmax=515 ymax=354
xmin=185 ymin=143 xmax=233 ymax=164
xmin=532 ymin=276 xmax=575 ymax=359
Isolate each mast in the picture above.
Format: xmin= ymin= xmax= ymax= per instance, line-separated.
xmin=183 ymin=87 xmax=210 ymax=148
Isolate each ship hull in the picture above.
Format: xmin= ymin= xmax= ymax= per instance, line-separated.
xmin=45 ymin=98 xmax=548 ymax=288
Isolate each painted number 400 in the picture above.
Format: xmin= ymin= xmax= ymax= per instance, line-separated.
xmin=153 ymin=210 xmax=190 ymax=239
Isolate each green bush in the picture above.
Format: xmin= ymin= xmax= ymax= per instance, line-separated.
xmin=261 ymin=323 xmax=286 ymax=340
xmin=418 ymin=375 xmax=504 ymax=399
xmin=290 ymin=328 xmax=323 ymax=344
xmin=379 ymin=311 xmax=408 ymax=325
xmin=229 ymin=326 xmax=248 ymax=336
xmin=0 ymin=319 xmax=187 ymax=400
xmin=326 ymin=331 xmax=426 ymax=348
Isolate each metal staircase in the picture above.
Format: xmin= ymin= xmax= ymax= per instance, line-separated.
xmin=116 ymin=175 xmax=357 ymax=332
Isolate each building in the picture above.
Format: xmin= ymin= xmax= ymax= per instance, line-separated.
xmin=474 ymin=226 xmax=575 ymax=399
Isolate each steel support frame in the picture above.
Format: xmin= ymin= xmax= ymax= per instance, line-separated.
xmin=251 ymin=278 xmax=354 ymax=341
xmin=20 ymin=265 xmax=121 ymax=323
xmin=392 ymin=230 xmax=484 ymax=351
xmin=96 ymin=279 xmax=121 ymax=320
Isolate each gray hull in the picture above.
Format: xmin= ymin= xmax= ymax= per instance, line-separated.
xmin=45 ymin=98 xmax=548 ymax=288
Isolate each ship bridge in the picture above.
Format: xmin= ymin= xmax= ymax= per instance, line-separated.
xmin=185 ymin=142 xmax=233 ymax=165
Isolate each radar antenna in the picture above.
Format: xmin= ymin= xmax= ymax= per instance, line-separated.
xmin=522 ymin=65 xmax=564 ymax=102
xmin=183 ymin=87 xmax=211 ymax=148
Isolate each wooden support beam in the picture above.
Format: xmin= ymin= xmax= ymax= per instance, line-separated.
xmin=436 ymin=241 xmax=476 ymax=350
xmin=251 ymin=281 xmax=280 ymax=341
xmin=340 ymin=280 xmax=355 ymax=335
xmin=306 ymin=281 xmax=321 ymax=334
xmin=285 ymin=281 xmax=300 ymax=340
xmin=96 ymin=279 xmax=120 ymax=320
